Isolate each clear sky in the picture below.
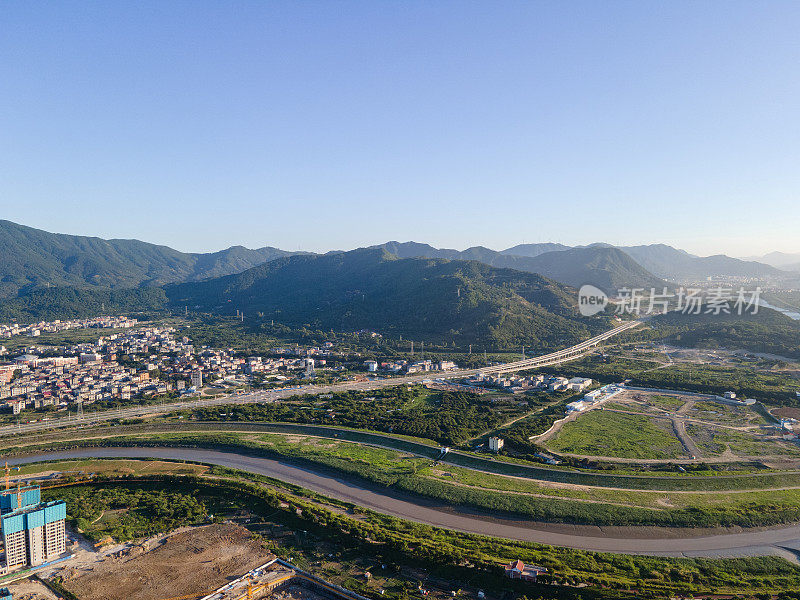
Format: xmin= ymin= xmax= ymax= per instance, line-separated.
xmin=2 ymin=1 xmax=799 ymax=256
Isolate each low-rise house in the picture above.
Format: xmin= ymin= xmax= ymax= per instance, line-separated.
xmin=504 ymin=560 xmax=547 ymax=582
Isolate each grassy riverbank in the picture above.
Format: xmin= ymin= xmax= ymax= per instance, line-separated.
xmin=13 ymin=429 xmax=800 ymax=529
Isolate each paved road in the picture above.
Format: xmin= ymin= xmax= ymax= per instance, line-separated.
xmin=0 ymin=321 xmax=640 ymax=438
xmin=13 ymin=447 xmax=800 ymax=561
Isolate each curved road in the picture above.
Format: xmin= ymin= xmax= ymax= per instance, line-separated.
xmin=12 ymin=447 xmax=800 ymax=562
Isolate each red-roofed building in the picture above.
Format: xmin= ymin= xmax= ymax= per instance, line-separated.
xmin=504 ymin=559 xmax=547 ymax=582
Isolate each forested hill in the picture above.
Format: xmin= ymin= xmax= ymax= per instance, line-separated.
xmin=0 ymin=219 xmax=293 ymax=297
xmin=649 ymin=307 xmax=800 ymax=360
xmin=166 ymin=248 xmax=608 ymax=349
xmin=0 ymin=287 xmax=169 ymax=323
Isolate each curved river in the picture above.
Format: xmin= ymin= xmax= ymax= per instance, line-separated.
xmin=11 ymin=447 xmax=800 ymax=561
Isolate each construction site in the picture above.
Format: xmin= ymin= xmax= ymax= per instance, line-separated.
xmin=2 ymin=522 xmax=369 ymax=600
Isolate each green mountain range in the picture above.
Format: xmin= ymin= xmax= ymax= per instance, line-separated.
xmin=2 ymin=220 xmax=797 ymax=354
xmin=2 ymin=220 xmax=791 ymax=302
xmin=0 ymin=219 xmax=295 ymax=298
xmin=166 ymin=248 xmax=608 ymax=349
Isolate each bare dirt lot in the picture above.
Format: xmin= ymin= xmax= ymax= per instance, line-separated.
xmin=271 ymin=584 xmax=331 ymax=600
xmin=773 ymin=407 xmax=800 ymax=420
xmin=6 ymin=578 xmax=60 ymax=600
xmin=61 ymin=523 xmax=273 ymax=600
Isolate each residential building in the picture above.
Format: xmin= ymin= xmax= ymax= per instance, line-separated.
xmin=0 ymin=486 xmax=67 ymax=573
xmin=504 ymin=559 xmax=547 ymax=582
xmin=488 ymin=437 xmax=504 ymax=452
xmin=190 ymin=370 xmax=203 ymax=389
xmin=567 ymin=377 xmax=592 ymax=391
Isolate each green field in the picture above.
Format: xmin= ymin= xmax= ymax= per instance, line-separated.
xmin=547 ymin=411 xmax=687 ymax=459
xmin=646 ymin=395 xmax=686 ymax=411
xmin=688 ymin=400 xmax=769 ymax=427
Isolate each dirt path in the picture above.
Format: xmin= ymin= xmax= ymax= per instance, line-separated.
xmin=672 ymin=417 xmax=703 ymax=459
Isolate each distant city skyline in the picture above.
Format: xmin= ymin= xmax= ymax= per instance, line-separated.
xmin=2 ymin=2 xmax=799 ymax=257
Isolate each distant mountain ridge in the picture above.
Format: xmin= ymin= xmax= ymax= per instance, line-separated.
xmin=0 ymin=220 xmax=297 ymax=298
xmin=617 ymin=244 xmax=783 ymax=281
xmin=374 ymin=240 xmax=784 ymax=288
xmin=743 ymin=251 xmax=800 ymax=272
xmin=501 ymin=243 xmax=572 ymax=257
xmin=373 ymin=242 xmax=666 ymax=293
xmin=0 ymin=220 xmax=792 ymax=305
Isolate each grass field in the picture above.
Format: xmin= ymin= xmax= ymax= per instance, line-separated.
xmin=17 ymin=459 xmax=210 ymax=478
xmin=647 ymin=395 xmax=686 ymax=411
xmin=546 ymin=411 xmax=687 ymax=459
xmin=687 ymin=400 xmax=769 ymax=427
xmin=685 ymin=424 xmax=800 ymax=457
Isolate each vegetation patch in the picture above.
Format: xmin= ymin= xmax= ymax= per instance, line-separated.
xmin=48 ymin=484 xmax=208 ymax=542
xmin=547 ymin=411 xmax=687 ymax=459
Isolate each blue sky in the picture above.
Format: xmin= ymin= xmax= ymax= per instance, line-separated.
xmin=2 ymin=1 xmax=799 ymax=256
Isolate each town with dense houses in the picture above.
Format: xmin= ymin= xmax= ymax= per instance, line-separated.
xmin=0 ymin=317 xmax=619 ymax=419
xmin=0 ymin=315 xmax=137 ymax=340
xmin=0 ymin=318 xmax=470 ymax=417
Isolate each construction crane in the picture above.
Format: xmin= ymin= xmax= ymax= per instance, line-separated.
xmin=0 ymin=463 xmax=25 ymax=511
xmin=3 ymin=461 xmax=20 ymax=491
xmin=243 ymin=576 xmax=289 ymax=599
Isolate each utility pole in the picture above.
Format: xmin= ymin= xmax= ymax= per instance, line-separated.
xmin=469 ymin=344 xmax=472 ymax=355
